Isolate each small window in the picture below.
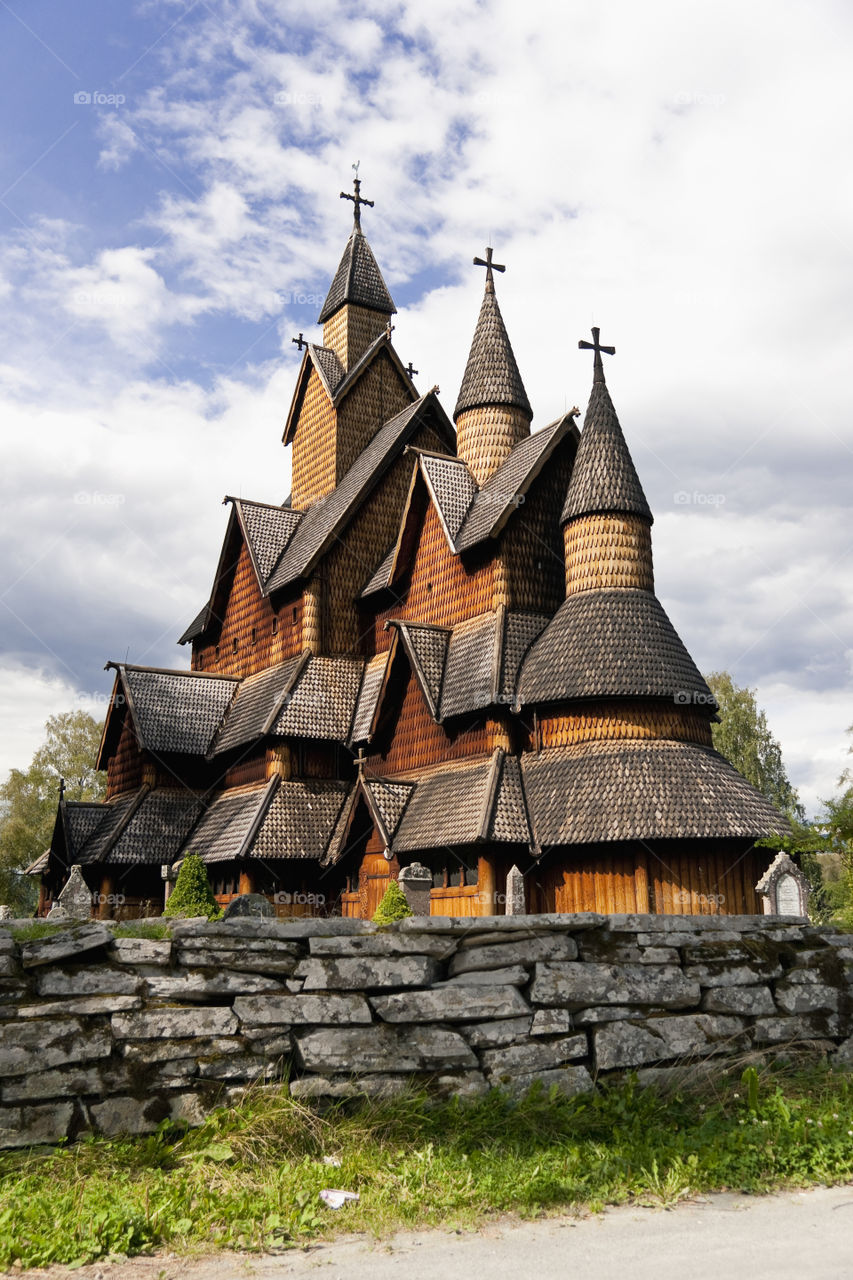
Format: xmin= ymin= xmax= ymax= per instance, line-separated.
xmin=232 ymin=637 xmax=238 ymax=654
xmin=292 ymin=607 xmax=298 ymax=624
xmin=271 ymin=617 xmax=279 ymax=636
xmin=214 ymin=645 xmax=220 ymax=662
xmin=250 ymin=626 xmax=257 ymax=646
xmin=196 ymin=653 xmax=203 ymax=670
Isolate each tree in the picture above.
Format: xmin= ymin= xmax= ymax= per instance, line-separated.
xmin=0 ymin=710 xmax=105 ymax=913
xmin=372 ymin=880 xmax=414 ymax=924
xmin=705 ymin=671 xmax=805 ymax=820
xmin=162 ymin=853 xmax=220 ymax=920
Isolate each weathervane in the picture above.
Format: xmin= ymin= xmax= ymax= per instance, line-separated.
xmin=340 ymin=162 xmax=374 ymax=230
xmin=578 ymin=326 xmax=615 ymax=384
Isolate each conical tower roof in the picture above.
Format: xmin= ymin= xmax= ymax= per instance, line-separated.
xmin=318 ymin=226 xmax=396 ymax=324
xmin=454 ymin=257 xmax=532 ymax=422
xmin=561 ymin=337 xmax=652 ymax=524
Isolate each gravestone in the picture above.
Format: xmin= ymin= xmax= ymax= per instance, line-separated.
xmin=506 ymin=865 xmax=526 ymax=915
xmin=398 ymin=863 xmax=431 ymax=916
xmin=756 ymin=851 xmax=809 ymax=917
xmin=222 ymin=893 xmax=275 ymax=920
xmin=55 ymin=865 xmax=93 ymax=921
xmin=0 ymin=906 xmax=12 ymax=921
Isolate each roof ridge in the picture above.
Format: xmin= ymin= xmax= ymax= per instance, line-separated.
xmin=561 ymin=380 xmax=652 ymax=524
xmin=318 ymin=226 xmax=397 ymax=324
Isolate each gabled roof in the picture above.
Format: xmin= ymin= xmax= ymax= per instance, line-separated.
xmin=350 ymin=649 xmax=394 ymax=744
xmin=392 ymin=749 xmax=532 ymax=852
xmin=456 ymin=412 xmax=578 ymax=551
xmin=518 ymin=588 xmax=715 ymax=709
xmin=308 ymin=344 xmax=344 ymax=398
xmin=209 ymin=654 xmax=309 ymax=757
xmin=560 ymin=379 xmax=652 ymax=524
xmin=105 ymin=789 xmax=202 ymax=865
xmin=231 ymin=497 xmax=303 ymax=586
xmin=100 ymin=664 xmax=238 ymax=763
xmin=454 ymin=273 xmax=532 ymax=421
xmin=359 ymin=543 xmax=397 ymax=598
xmin=318 ymin=226 xmax=396 ymax=323
xmin=178 ymin=603 xmax=210 ymax=646
xmin=75 ymin=789 xmax=145 ymax=865
xmin=418 ymin=451 xmax=478 ymax=543
xmin=272 ymin=655 xmax=365 ymax=741
xmin=523 ymin=740 xmax=790 ymax=846
xmin=438 ymin=612 xmax=499 ymax=720
xmin=325 ymin=772 xmax=415 ymax=864
xmin=250 ymin=778 xmax=351 ymax=860
xmin=269 ymin=392 xmax=453 ymax=593
xmin=182 ymin=777 xmax=279 ymax=863
xmin=390 ymin=621 xmax=451 ymax=719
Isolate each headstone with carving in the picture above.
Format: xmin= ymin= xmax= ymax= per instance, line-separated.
xmin=398 ymin=863 xmax=431 ymax=916
xmin=55 ymin=865 xmax=94 ymax=921
xmin=756 ymin=851 xmax=809 ymax=917
xmin=0 ymin=905 xmax=12 ymax=921
xmin=222 ymin=893 xmax=275 ymax=920
xmin=506 ymin=865 xmax=526 ymax=915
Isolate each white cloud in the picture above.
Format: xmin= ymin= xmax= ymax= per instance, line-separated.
xmin=0 ymin=662 xmax=106 ymax=782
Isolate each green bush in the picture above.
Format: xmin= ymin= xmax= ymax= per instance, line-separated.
xmin=372 ymin=879 xmax=413 ymax=924
xmin=162 ymin=853 xmax=220 ymax=920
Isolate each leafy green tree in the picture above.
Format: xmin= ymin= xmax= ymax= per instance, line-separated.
xmin=705 ymin=671 xmax=805 ymax=821
xmin=163 ymin=853 xmax=221 ymax=919
xmin=372 ymin=880 xmax=414 ymax=924
xmin=0 ymin=710 xmax=105 ymax=913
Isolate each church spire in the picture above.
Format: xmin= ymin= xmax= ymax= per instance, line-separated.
xmin=454 ymin=246 xmax=532 ymax=485
xmin=318 ymin=168 xmax=396 ymax=369
xmin=561 ymin=328 xmax=654 ymax=596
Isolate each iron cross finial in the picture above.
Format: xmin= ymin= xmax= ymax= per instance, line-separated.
xmin=578 ymin=326 xmax=615 ymax=385
xmin=405 ymin=361 xmax=418 ymax=379
xmin=340 ymin=165 xmax=374 ymax=231
xmin=291 ymin=332 xmax=308 ymax=352
xmin=473 ymin=246 xmax=506 ymax=291
xmin=355 ymin=746 xmax=366 ymax=774
xmin=58 ymin=776 xmax=66 ymax=802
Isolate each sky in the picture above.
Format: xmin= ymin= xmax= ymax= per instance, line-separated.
xmin=0 ymin=0 xmax=851 ymax=817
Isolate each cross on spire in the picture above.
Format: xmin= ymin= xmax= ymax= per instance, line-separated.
xmin=405 ymin=361 xmax=418 ymax=379
xmin=355 ymin=746 xmax=366 ymax=775
xmin=473 ymin=245 xmax=505 ymax=291
xmin=340 ymin=163 xmax=374 ymax=231
xmin=291 ymin=332 xmax=308 ymax=352
xmin=578 ymin=326 xmax=615 ymax=385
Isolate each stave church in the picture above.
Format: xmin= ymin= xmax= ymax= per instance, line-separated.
xmin=31 ymin=179 xmax=788 ymax=920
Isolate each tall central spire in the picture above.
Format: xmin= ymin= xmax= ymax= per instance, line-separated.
xmin=454 ymin=246 xmax=532 ymax=485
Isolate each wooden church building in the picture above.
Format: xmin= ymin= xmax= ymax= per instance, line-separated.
xmin=32 ymin=180 xmax=788 ymax=919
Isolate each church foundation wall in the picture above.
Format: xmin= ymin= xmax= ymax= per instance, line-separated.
xmin=0 ymin=913 xmax=851 ymax=1149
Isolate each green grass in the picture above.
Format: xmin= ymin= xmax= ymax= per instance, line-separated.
xmin=112 ymin=921 xmax=173 ymax=939
xmin=1 ymin=1064 xmax=852 ymax=1269
xmin=7 ymin=922 xmax=68 ymax=942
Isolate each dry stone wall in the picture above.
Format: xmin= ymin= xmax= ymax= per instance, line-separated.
xmin=1 ymin=913 xmax=852 ymax=1149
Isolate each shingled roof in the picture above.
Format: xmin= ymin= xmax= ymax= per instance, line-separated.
xmin=269 ymin=392 xmax=453 ymax=592
xmin=272 ymin=655 xmax=364 ymax=741
xmin=518 ymin=589 xmax=714 ymax=708
xmin=523 ymin=740 xmax=790 ymax=846
xmin=232 ymin=498 xmax=303 ymax=587
xmin=183 ymin=778 xmax=278 ymax=864
xmin=350 ymin=650 xmax=393 ymax=744
xmin=392 ymin=750 xmax=532 ymax=852
xmin=250 ymin=778 xmax=351 ymax=860
xmin=454 ymin=273 xmax=532 ymax=421
xmin=560 ymin=379 xmax=652 ymax=524
xmin=318 ymin=227 xmax=396 ymax=323
xmin=209 ymin=654 xmax=308 ymax=757
xmin=104 ymin=665 xmax=238 ymax=758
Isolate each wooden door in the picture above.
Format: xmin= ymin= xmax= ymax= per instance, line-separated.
xmin=359 ymin=851 xmax=394 ymax=919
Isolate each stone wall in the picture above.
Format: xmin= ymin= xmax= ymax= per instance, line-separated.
xmin=1 ymin=913 xmax=852 ymax=1149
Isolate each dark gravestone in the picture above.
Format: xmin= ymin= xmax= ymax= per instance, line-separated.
xmin=222 ymin=893 xmax=275 ymax=920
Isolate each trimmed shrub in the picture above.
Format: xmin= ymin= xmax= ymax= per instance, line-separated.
xmin=162 ymin=853 xmax=220 ymax=920
xmin=372 ymin=879 xmax=414 ymax=924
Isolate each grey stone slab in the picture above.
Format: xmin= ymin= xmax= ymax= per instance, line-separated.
xmin=683 ymin=962 xmax=782 ymax=987
xmin=751 ymin=1016 xmax=824 ymax=1045
xmin=371 ymin=985 xmax=530 ymax=1024
xmin=573 ymin=1006 xmax=652 ymax=1025
xmin=531 ymin=1008 xmax=573 ymax=1036
xmin=501 ymin=1066 xmax=594 ymax=1098
xmin=120 ymin=1035 xmax=246 ymax=1063
xmin=463 ymin=1017 xmax=533 ymax=1048
xmin=196 ymin=1055 xmax=278 ymax=1081
xmin=20 ymin=923 xmax=113 ymax=969
xmin=112 ymin=1005 xmax=238 ymax=1039
xmin=834 ymin=1035 xmax=853 ymax=1065
xmin=111 ymin=937 xmax=173 ymax=966
xmin=17 ymin=994 xmax=143 ymax=1018
xmin=240 ymin=1033 xmax=292 ymax=1056
xmin=0 ymin=1017 xmax=112 ymax=1077
xmin=89 ymin=1091 xmax=207 ymax=1137
xmin=144 ymin=970 xmax=286 ymax=999
xmin=309 ymin=934 xmax=456 ymax=958
xmin=774 ymin=982 xmax=841 ymax=1015
xmin=222 ymin=893 xmax=275 ymax=919
xmin=701 ymin=986 xmax=776 ymax=1016
xmin=177 ymin=935 xmax=303 ymax=955
xmin=396 ymin=914 xmax=605 ymax=935
xmin=233 ymin=992 xmax=372 ymax=1026
xmin=431 ymin=1072 xmax=491 ymax=1099
xmin=171 ymin=917 xmax=372 ymax=940
xmin=36 ymin=965 xmax=145 ymax=997
xmin=295 ymin=1024 xmax=477 ymax=1073
xmin=481 ymin=1035 xmax=588 ymax=1079
xmin=443 ymin=965 xmax=529 ymax=987
xmin=449 ymin=935 xmax=577 ymax=976
xmin=0 ymin=1102 xmax=75 ymax=1148
xmin=295 ymin=956 xmax=438 ymax=991
xmin=289 ymin=1074 xmax=412 ymax=1101
xmin=1 ymin=1064 xmax=115 ymax=1104
xmin=530 ymin=962 xmax=700 ymax=1010
xmin=173 ymin=948 xmax=298 ymax=975
xmin=0 ymin=956 xmax=19 ymax=978
xmin=595 ymin=1014 xmax=746 ymax=1070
